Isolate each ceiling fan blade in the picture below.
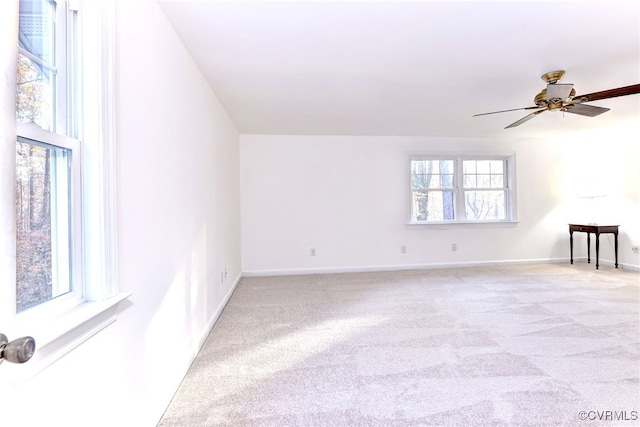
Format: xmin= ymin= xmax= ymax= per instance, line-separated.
xmin=473 ymin=106 xmax=541 ymax=117
xmin=546 ymin=83 xmax=573 ymax=101
xmin=573 ymin=83 xmax=640 ymax=102
xmin=505 ymin=109 xmax=546 ymax=129
xmin=563 ymin=103 xmax=610 ymax=117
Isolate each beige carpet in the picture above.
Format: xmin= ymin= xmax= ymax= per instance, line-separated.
xmin=158 ymin=263 xmax=640 ymax=426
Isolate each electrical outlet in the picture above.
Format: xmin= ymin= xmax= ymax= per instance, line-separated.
xmin=451 ymin=243 xmax=457 ymax=252
xmin=310 ymin=248 xmax=316 ymax=256
xmin=632 ymin=245 xmax=640 ymax=254
xmin=401 ymin=245 xmax=407 ymax=254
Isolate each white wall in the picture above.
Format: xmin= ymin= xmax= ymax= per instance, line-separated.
xmin=1 ymin=1 xmax=241 ymax=426
xmin=1 ymin=0 xmax=637 ymax=424
xmin=240 ymin=129 xmax=640 ymax=274
xmin=546 ymin=122 xmax=640 ymax=268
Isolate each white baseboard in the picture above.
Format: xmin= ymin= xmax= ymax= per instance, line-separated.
xmin=194 ymin=273 xmax=242 ymax=354
xmin=619 ymin=263 xmax=640 ymax=272
xmin=242 ymin=257 xmax=576 ymax=277
xmin=592 ymin=258 xmax=640 ymax=272
xmin=158 ymin=274 xmax=243 ymax=427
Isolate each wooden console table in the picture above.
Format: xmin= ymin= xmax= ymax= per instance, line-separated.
xmin=569 ymin=224 xmax=619 ymax=269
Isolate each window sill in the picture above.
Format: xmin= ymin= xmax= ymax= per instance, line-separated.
xmin=406 ymin=220 xmax=520 ymax=229
xmin=4 ymin=292 xmax=131 ymax=385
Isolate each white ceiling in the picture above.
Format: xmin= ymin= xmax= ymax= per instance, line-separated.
xmin=158 ymin=0 xmax=640 ymax=138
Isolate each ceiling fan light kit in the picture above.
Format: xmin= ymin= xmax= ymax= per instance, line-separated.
xmin=474 ymin=69 xmax=640 ymax=128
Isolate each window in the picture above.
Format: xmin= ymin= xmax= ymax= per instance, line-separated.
xmin=410 ymin=155 xmax=516 ymax=224
xmin=5 ymin=0 xmax=126 ymax=379
xmin=16 ymin=136 xmax=78 ymax=312
xmin=16 ymin=0 xmax=80 ymax=313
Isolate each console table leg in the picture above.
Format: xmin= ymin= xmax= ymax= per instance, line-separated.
xmin=587 ymin=233 xmax=591 ymax=263
xmin=570 ymin=231 xmax=574 ymax=264
xmin=615 ymin=232 xmax=619 ymax=268
xmin=595 ymin=233 xmax=600 ymax=269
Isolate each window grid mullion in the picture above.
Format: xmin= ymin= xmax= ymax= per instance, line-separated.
xmin=55 ymin=0 xmax=68 ymax=135
xmin=456 ymin=158 xmax=465 ymax=221
xmin=17 ymin=47 xmax=58 ymax=73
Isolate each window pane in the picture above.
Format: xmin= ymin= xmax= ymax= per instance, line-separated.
xmin=440 ymin=173 xmax=454 ymax=188
xmin=477 ymin=174 xmax=491 ymax=188
xmin=411 ymin=160 xmax=433 ymax=174
xmin=16 ymin=51 xmax=55 ymax=130
xmin=464 ymin=175 xmax=476 ymax=188
xmin=438 ymin=160 xmax=453 ymax=175
xmin=411 ymin=160 xmax=422 ymax=175
xmin=411 ymin=160 xmax=454 ymax=190
xmin=463 ymin=159 xmax=505 ymax=189
xmin=16 ymin=139 xmax=72 ymax=312
xmin=491 ymin=175 xmax=504 ymax=187
xmin=17 ymin=0 xmax=58 ymax=132
xmin=412 ymin=190 xmax=455 ymax=221
xmin=464 ymin=190 xmax=506 ymax=220
xmin=18 ymin=0 xmax=56 ymax=64
xmin=411 ymin=174 xmax=424 ymax=190
xmin=428 ymin=161 xmax=441 ymax=174
xmin=490 ymin=160 xmax=503 ymax=174
xmin=476 ymin=160 xmax=491 ymax=174
xmin=463 ymin=160 xmax=476 ymax=174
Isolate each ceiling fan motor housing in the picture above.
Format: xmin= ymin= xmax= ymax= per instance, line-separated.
xmin=534 ymin=86 xmax=576 ymax=107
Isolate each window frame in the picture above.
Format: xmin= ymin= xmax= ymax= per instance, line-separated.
xmin=4 ymin=0 xmax=129 ymax=384
xmin=16 ymin=0 xmax=73 ymax=135
xmin=461 ymin=158 xmax=509 ymax=221
xmin=408 ymin=153 xmax=518 ymax=227
xmin=15 ymin=0 xmax=82 ymax=315
xmin=15 ymin=123 xmax=83 ymax=316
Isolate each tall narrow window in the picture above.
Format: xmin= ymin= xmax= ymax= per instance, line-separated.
xmin=16 ymin=0 xmax=79 ymax=313
xmin=6 ymin=0 xmax=124 ymax=372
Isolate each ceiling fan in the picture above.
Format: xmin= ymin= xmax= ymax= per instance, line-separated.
xmin=474 ymin=70 xmax=640 ymax=129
